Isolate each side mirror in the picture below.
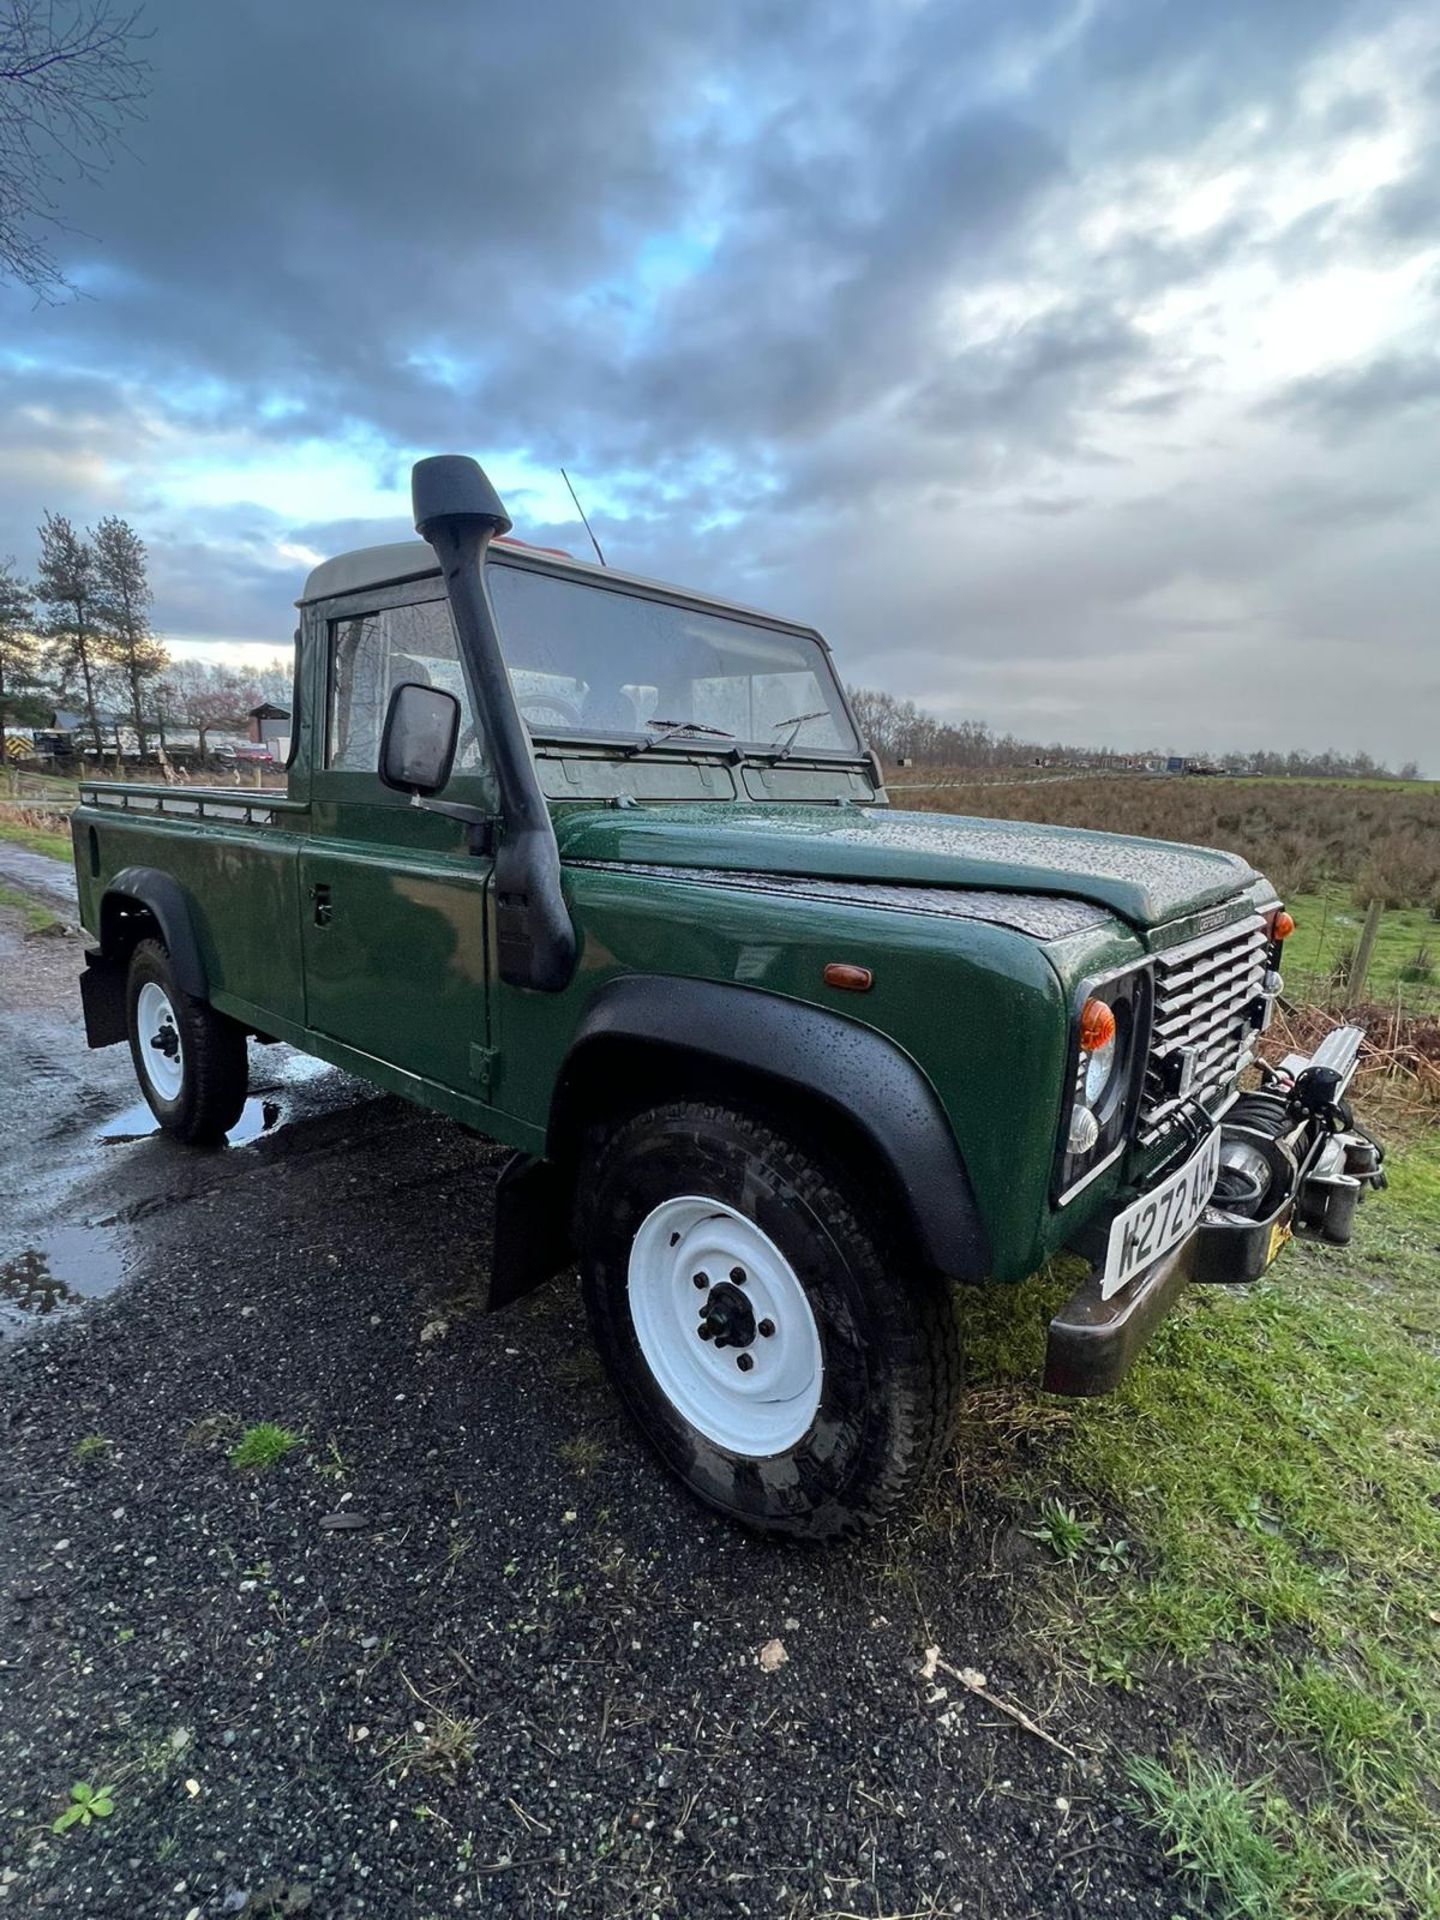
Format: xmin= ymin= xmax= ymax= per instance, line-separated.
xmin=379 ymin=682 xmax=460 ymax=796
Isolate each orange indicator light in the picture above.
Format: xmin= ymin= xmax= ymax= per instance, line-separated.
xmin=1079 ymin=997 xmax=1116 ymax=1052
xmin=1271 ymin=909 xmax=1296 ymax=941
xmin=823 ymin=962 xmax=874 ymax=993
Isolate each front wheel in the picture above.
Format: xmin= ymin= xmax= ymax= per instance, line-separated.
xmin=126 ymin=938 xmax=248 ymax=1144
xmin=577 ymin=1101 xmax=962 ymax=1539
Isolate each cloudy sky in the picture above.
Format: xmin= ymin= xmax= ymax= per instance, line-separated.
xmin=3 ymin=0 xmax=1439 ymax=767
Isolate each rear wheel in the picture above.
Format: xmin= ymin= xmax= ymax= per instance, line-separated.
xmin=126 ymin=938 xmax=248 ymax=1144
xmin=577 ymin=1100 xmax=962 ymax=1539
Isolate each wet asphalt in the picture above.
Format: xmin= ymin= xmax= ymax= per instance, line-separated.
xmin=0 ymin=848 xmax=1193 ymax=1919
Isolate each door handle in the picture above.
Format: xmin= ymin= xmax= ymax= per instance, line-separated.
xmin=309 ymin=882 xmax=333 ymax=927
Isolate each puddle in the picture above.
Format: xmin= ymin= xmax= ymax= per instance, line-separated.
xmin=97 ymin=1093 xmax=283 ymax=1147
xmin=1 ymin=1049 xmax=361 ymax=1341
xmin=96 ymin=1050 xmax=339 ymax=1148
xmin=0 ymin=1223 xmax=126 ymax=1337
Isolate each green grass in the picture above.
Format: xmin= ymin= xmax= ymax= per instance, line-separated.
xmin=1283 ymin=889 xmax=1440 ymax=1014
xmin=228 ymin=1422 xmax=304 ymax=1471
xmin=0 ymin=811 xmax=72 ymax=862
xmin=0 ymin=882 xmax=59 ymax=932
xmin=955 ymin=1127 xmax=1440 ymax=1918
xmin=1125 ymin=1752 xmax=1388 ymax=1919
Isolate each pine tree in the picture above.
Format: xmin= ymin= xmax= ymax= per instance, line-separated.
xmin=0 ymin=557 xmax=40 ymax=765
xmin=93 ymin=515 xmax=167 ymax=757
xmin=35 ymin=512 xmax=105 ymax=760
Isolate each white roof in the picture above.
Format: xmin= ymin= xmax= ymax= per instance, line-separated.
xmin=297 ymin=538 xmax=817 ymax=637
xmin=298 ymin=539 xmax=443 ymax=604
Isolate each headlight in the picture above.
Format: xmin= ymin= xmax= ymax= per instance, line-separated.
xmin=1054 ymin=963 xmax=1152 ymax=1201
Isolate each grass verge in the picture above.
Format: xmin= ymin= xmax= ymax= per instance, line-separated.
xmin=951 ymin=1126 xmax=1440 ymax=1918
xmin=0 ymin=810 xmax=73 ymax=863
xmin=0 ymin=882 xmax=60 ymax=933
xmin=1284 ymin=888 xmax=1440 ymax=1016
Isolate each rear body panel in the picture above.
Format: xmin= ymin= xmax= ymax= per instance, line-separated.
xmin=75 ymin=801 xmax=309 ymax=1034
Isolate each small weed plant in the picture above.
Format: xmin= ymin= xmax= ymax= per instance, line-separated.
xmin=52 ymin=1782 xmax=116 ymax=1834
xmin=229 ymin=1422 xmax=303 ymax=1471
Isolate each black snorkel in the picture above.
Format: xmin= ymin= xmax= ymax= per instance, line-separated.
xmin=411 ymin=454 xmax=577 ymax=993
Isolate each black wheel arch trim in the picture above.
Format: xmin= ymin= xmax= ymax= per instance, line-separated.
xmin=100 ymin=867 xmax=208 ymax=999
xmin=551 ymin=975 xmax=990 ymax=1282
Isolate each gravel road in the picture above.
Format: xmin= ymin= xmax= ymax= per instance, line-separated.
xmin=0 ymin=876 xmax=1188 ymax=1919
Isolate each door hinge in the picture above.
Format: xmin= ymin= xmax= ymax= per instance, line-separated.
xmin=469 ymin=1043 xmax=499 ymax=1097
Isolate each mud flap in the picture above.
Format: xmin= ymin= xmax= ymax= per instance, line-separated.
xmin=489 ymin=1152 xmax=576 ymax=1310
xmin=79 ymin=948 xmax=128 ymax=1049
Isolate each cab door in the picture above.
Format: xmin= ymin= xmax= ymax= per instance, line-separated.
xmin=299 ymin=585 xmax=498 ymax=1101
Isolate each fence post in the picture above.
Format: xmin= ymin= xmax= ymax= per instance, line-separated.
xmin=1348 ymin=898 xmax=1383 ymax=1004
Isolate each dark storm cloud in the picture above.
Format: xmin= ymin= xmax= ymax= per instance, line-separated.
xmin=1267 ymin=352 xmax=1440 ymax=434
xmin=0 ymin=0 xmax=1299 ymax=459
xmin=0 ymin=0 xmax=1436 ymax=764
xmin=1365 ymin=138 xmax=1440 ymax=241
xmin=913 ymin=307 xmax=1151 ymax=439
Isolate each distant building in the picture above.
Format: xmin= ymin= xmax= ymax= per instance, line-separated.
xmin=248 ymin=703 xmax=290 ymax=748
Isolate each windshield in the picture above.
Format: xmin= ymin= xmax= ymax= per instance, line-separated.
xmin=486 ymin=560 xmax=860 ymax=755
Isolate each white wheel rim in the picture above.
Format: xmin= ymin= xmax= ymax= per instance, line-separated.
xmin=136 ymin=981 xmax=184 ymax=1102
xmin=627 ymin=1195 xmax=824 ymax=1456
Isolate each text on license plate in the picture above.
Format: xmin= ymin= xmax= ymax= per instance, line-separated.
xmin=1102 ymin=1128 xmax=1221 ymax=1299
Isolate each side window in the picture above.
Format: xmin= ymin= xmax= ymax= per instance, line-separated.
xmin=326 ymin=598 xmax=485 ymax=775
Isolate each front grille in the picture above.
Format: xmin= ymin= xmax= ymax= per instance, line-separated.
xmin=1137 ymin=913 xmax=1268 ymax=1145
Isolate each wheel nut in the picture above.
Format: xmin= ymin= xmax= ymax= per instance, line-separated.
xmin=730 ymin=1266 xmax=747 ymax=1284
xmin=698 ymin=1324 xmax=714 ymax=1341
xmin=758 ymin=1319 xmax=775 ymax=1338
xmin=692 ymin=1271 xmax=708 ymax=1289
xmin=736 ymin=1352 xmax=754 ymax=1372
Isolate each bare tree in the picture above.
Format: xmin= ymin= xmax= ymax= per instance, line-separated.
xmin=0 ymin=1 xmax=150 ymax=299
xmin=161 ymin=657 xmax=258 ymax=756
xmin=93 ymin=512 xmax=166 ymax=754
xmin=35 ymin=509 xmax=106 ymax=756
xmin=0 ymin=554 xmax=39 ymax=763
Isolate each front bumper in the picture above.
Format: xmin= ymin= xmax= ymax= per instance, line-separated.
xmin=1045 ymin=1023 xmax=1382 ymax=1397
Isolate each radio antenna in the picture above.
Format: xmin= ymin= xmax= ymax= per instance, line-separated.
xmin=561 ymin=468 xmax=608 ymax=567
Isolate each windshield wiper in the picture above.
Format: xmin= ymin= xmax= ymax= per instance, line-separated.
xmin=621 ymin=718 xmax=736 ymax=759
xmin=769 ymin=709 xmax=831 ymax=760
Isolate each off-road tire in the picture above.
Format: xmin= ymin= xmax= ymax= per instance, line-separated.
xmin=577 ymin=1100 xmax=963 ymax=1539
xmin=125 ymin=938 xmax=248 ymax=1144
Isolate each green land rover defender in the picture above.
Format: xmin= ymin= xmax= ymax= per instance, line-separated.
xmin=71 ymin=456 xmax=1383 ymax=1537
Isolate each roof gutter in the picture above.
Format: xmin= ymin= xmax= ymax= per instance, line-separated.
xmin=412 ymin=455 xmax=577 ymax=993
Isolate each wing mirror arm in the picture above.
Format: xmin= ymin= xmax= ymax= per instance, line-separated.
xmin=406 ymin=791 xmax=496 ymax=857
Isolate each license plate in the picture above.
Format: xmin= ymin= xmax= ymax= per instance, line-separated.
xmin=1102 ymin=1129 xmax=1221 ymax=1299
